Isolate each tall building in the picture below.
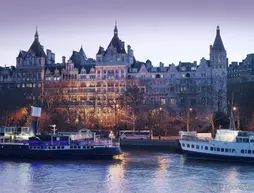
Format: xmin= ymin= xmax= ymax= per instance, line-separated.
xmin=210 ymin=26 xmax=228 ymax=112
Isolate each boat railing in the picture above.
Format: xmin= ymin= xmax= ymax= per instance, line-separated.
xmin=180 ymin=136 xmax=211 ymax=142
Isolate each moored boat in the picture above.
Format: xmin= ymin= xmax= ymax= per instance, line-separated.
xmin=179 ymin=129 xmax=254 ymax=162
xmin=0 ymin=107 xmax=122 ymax=160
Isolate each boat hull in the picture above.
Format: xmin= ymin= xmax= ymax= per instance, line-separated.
xmin=183 ymin=150 xmax=254 ymax=163
xmin=0 ymin=144 xmax=122 ymax=160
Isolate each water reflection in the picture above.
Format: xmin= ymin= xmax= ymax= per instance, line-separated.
xmin=154 ymin=155 xmax=170 ymax=193
xmin=1 ymin=152 xmax=254 ymax=193
xmin=107 ymin=155 xmax=126 ymax=193
xmin=0 ymin=161 xmax=32 ymax=193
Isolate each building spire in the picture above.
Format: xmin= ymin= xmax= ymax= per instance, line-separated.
xmin=114 ymin=21 xmax=118 ymax=37
xmin=35 ymin=26 xmax=39 ymax=40
xmin=212 ymin=25 xmax=225 ymax=50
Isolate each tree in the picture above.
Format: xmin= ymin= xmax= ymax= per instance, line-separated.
xmin=123 ymin=85 xmax=145 ymax=130
xmin=0 ymin=88 xmax=30 ymax=125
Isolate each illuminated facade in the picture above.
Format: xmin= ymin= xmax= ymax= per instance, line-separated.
xmin=0 ymin=25 xmax=228 ymax=118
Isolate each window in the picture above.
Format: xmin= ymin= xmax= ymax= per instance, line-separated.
xmin=221 ymin=148 xmax=224 ymax=152
xmin=205 ymin=146 xmax=208 ymax=150
xmin=248 ymin=150 xmax=251 ymax=154
xmin=191 ymin=144 xmax=194 ymax=148
xmin=210 ymin=147 xmax=213 ymax=151
xmin=161 ymin=98 xmax=166 ymax=105
xmin=241 ymin=149 xmax=244 ymax=154
xmin=187 ymin=144 xmax=190 ymax=148
xmin=196 ymin=145 xmax=199 ymax=149
xmin=225 ymin=148 xmax=229 ymax=152
xmin=217 ymin=148 xmax=220 ymax=152
xmin=170 ymin=98 xmax=175 ymax=105
xmin=182 ymin=143 xmax=185 ymax=147
xmin=232 ymin=149 xmax=236 ymax=153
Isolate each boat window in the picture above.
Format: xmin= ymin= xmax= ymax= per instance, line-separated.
xmin=205 ymin=146 xmax=208 ymax=150
xmin=248 ymin=150 xmax=251 ymax=154
xmin=57 ymin=146 xmax=60 ymax=149
xmin=245 ymin=150 xmax=248 ymax=154
xmin=196 ymin=145 xmax=199 ymax=149
xmin=91 ymin=146 xmax=94 ymax=149
xmin=70 ymin=146 xmax=73 ymax=149
xmin=225 ymin=148 xmax=228 ymax=152
xmin=241 ymin=149 xmax=244 ymax=153
xmin=48 ymin=146 xmax=51 ymax=149
xmin=182 ymin=143 xmax=185 ymax=147
xmin=210 ymin=147 xmax=213 ymax=151
xmin=250 ymin=139 xmax=254 ymax=143
xmin=78 ymin=146 xmax=81 ymax=149
xmin=232 ymin=149 xmax=236 ymax=153
xmin=252 ymin=150 xmax=254 ymax=154
xmin=52 ymin=146 xmax=56 ymax=149
xmin=221 ymin=148 xmax=224 ymax=152
xmin=243 ymin=139 xmax=249 ymax=143
xmin=61 ymin=146 xmax=64 ymax=149
xmin=217 ymin=148 xmax=220 ymax=152
xmin=83 ymin=146 xmax=86 ymax=149
xmin=201 ymin=146 xmax=203 ymax=150
xmin=191 ymin=144 xmax=194 ymax=148
xmin=187 ymin=144 xmax=190 ymax=148
xmin=74 ymin=146 xmax=77 ymax=149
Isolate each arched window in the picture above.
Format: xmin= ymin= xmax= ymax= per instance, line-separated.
xmin=156 ymin=74 xmax=161 ymax=78
xmin=186 ymin=73 xmax=190 ymax=78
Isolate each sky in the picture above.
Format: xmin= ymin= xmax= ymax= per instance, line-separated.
xmin=0 ymin=0 xmax=254 ymax=67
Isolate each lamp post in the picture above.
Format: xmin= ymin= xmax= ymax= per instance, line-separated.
xmin=233 ymin=106 xmax=240 ymax=131
xmin=186 ymin=108 xmax=192 ymax=132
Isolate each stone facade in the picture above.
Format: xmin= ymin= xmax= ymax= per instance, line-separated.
xmin=0 ymin=25 xmax=228 ymax=118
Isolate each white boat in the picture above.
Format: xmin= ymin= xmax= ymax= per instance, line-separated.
xmin=179 ymin=129 xmax=254 ymax=162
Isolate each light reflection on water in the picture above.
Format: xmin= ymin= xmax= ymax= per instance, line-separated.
xmin=0 ymin=151 xmax=254 ymax=193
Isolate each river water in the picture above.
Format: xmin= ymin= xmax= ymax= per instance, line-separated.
xmin=0 ymin=150 xmax=254 ymax=193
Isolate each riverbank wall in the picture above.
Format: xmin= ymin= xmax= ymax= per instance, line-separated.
xmin=119 ymin=139 xmax=182 ymax=152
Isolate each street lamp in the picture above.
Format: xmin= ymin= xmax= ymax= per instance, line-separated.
xmin=187 ymin=108 xmax=193 ymax=132
xmin=232 ymin=106 xmax=240 ymax=131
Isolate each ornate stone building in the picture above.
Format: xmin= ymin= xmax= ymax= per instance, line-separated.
xmin=0 ymin=25 xmax=228 ymax=120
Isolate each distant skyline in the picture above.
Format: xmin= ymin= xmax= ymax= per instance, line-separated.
xmin=1 ymin=0 xmax=254 ymax=66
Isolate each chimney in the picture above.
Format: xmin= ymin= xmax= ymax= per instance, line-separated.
xmin=29 ymin=106 xmax=42 ymax=136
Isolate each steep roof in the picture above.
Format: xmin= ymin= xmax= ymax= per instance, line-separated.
xmin=28 ymin=39 xmax=46 ymax=57
xmin=79 ymin=46 xmax=87 ymax=60
xmin=17 ymin=51 xmax=27 ymax=58
xmin=97 ymin=46 xmax=105 ymax=55
xmin=105 ymin=24 xmax=126 ymax=55
xmin=212 ymin=26 xmax=225 ymax=51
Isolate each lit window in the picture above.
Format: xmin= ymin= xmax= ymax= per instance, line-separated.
xmin=160 ymin=98 xmax=166 ymax=105
xmin=170 ymin=98 xmax=175 ymax=105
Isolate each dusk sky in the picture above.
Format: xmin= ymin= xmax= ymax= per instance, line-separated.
xmin=1 ymin=0 xmax=254 ymax=66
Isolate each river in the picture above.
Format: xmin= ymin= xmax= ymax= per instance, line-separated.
xmin=0 ymin=150 xmax=254 ymax=193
